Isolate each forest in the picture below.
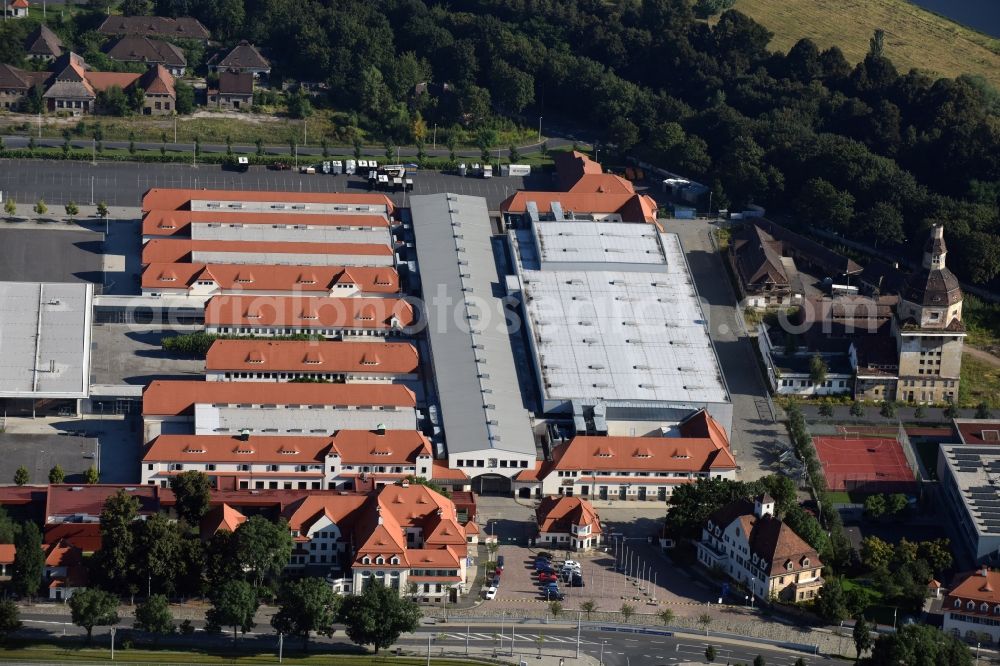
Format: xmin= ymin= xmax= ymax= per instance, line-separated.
xmin=2 ymin=0 xmax=999 ymax=288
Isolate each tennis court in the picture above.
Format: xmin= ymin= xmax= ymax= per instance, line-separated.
xmin=813 ymin=436 xmax=916 ymax=494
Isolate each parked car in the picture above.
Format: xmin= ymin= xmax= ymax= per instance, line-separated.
xmin=494 ymin=567 xmax=503 ymax=577
xmin=570 ymin=574 xmax=585 ymax=587
xmin=538 ymin=572 xmax=558 ymax=583
xmin=485 ymin=586 xmax=497 ymax=600
xmin=491 ymin=576 xmax=501 ymax=587
xmin=496 ymin=555 xmax=505 ymax=570
xmin=534 ymin=560 xmax=553 ymax=571
xmin=269 ymin=162 xmax=290 ymax=170
xmin=562 ymin=560 xmax=581 ymax=569
xmin=536 ymin=552 xmax=553 ymax=560
xmin=542 ymin=590 xmax=565 ymax=601
xmin=299 ymin=165 xmax=317 ymax=174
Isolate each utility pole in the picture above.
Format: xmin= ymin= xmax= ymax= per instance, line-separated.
xmin=575 ymin=612 xmax=581 ymax=659
xmin=174 ymin=116 xmax=177 ymax=144
xmin=110 ymin=627 xmax=116 ymax=660
xmin=90 ymin=176 xmax=94 ymax=206
xmin=538 ymin=116 xmax=542 ymax=143
xmin=433 ymin=123 xmax=437 ymax=150
xmin=426 ymin=633 xmax=431 ymax=666
xmin=278 ymin=632 xmax=283 ymax=663
xmin=466 ymin=624 xmax=470 ymax=655
xmin=303 ymin=119 xmax=307 ymax=146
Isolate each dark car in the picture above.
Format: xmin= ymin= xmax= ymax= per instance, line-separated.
xmin=491 ymin=576 xmax=501 ymax=587
xmin=533 ymin=560 xmax=552 ymax=571
xmin=570 ymin=574 xmax=585 ymax=587
xmin=496 ymin=555 xmax=505 ymax=570
xmin=269 ymin=162 xmax=290 ymax=171
xmin=542 ymin=590 xmax=565 ymax=601
xmin=536 ymin=565 xmax=555 ymax=575
xmin=536 ymin=552 xmax=553 ymax=560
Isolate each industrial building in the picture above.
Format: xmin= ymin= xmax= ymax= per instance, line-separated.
xmin=938 ymin=445 xmax=1000 ymax=563
xmin=507 ymin=212 xmax=732 ymax=436
xmin=409 ymin=193 xmax=537 ymax=494
xmin=0 ymin=282 xmax=94 ymax=417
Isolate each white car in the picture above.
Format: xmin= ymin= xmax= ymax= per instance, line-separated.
xmin=485 ymin=586 xmax=498 ymax=600
xmin=562 ymin=560 xmax=581 ymax=568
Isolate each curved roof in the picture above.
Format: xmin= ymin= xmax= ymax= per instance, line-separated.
xmin=902 ymin=267 xmax=962 ymax=307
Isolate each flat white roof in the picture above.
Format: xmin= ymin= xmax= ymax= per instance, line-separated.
xmin=534 ymin=221 xmax=666 ymax=267
xmin=940 ymin=445 xmax=1000 ymax=538
xmin=513 ymin=222 xmax=728 ymax=405
xmin=194 ymin=403 xmax=417 ymax=435
xmin=0 ymin=282 xmax=93 ymax=399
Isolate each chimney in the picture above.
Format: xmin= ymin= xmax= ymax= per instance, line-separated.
xmin=375 ymin=423 xmax=386 ymax=436
xmin=932 ymin=224 xmax=945 ymax=240
xmin=238 ymin=429 xmax=250 ymax=441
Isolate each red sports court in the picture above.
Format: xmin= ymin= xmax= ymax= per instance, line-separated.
xmin=813 ymin=436 xmax=916 ymax=494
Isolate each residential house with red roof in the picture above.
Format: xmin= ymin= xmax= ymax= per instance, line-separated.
xmin=6 ymin=0 xmax=29 ymax=18
xmin=697 ymin=495 xmax=823 ymax=603
xmin=535 ymin=496 xmax=601 ymax=551
xmin=513 ymin=410 xmax=736 ymax=501
xmin=210 ymin=41 xmax=270 ymax=78
xmin=38 ymin=53 xmax=175 ymax=115
xmin=24 ymin=24 xmax=63 ymax=61
xmin=105 ymin=36 xmax=187 ymax=76
xmin=944 ymin=568 xmax=1000 ymax=644
xmin=0 ymin=544 xmax=14 ymax=579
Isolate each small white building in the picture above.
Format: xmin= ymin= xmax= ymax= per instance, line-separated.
xmin=535 ymin=496 xmax=602 ymax=551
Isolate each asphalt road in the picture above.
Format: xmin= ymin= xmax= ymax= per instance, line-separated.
xmin=0 ymin=158 xmax=540 ymax=209
xmin=17 ymin=613 xmax=837 ymax=666
xmin=2 ymin=133 xmax=580 ymax=159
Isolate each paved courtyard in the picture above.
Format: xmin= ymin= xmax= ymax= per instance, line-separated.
xmin=90 ymin=324 xmax=205 ymax=386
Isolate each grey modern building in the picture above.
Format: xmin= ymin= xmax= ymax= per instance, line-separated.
xmin=410 ymin=194 xmax=537 ymax=492
xmin=938 ymin=444 xmax=1000 ymax=564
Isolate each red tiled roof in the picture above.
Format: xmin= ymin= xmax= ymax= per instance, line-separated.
xmin=143 ymin=210 xmax=390 ymax=236
xmin=955 ymin=421 xmax=1000 ymax=446
xmin=536 ymin=496 xmax=601 ymax=535
xmin=142 ymin=379 xmax=416 ymax=416
xmin=500 ymin=191 xmax=657 ymax=223
xmin=141 ymin=239 xmax=392 ymax=265
xmin=431 ymin=462 xmax=470 ymax=481
xmin=143 ymin=262 xmax=399 ymax=294
xmin=204 ymin=295 xmax=415 ymax=330
xmin=205 ymin=339 xmax=419 ymax=375
xmin=84 ymin=71 xmax=142 ymax=92
xmin=552 ymin=150 xmax=603 ymax=191
xmin=0 ymin=544 xmax=15 ymax=565
xmin=44 ymin=540 xmax=82 ymax=567
xmin=946 ymin=570 xmax=1000 ymax=614
xmin=45 ymin=484 xmax=161 ymax=520
xmin=707 ymin=500 xmax=821 ymax=576
xmin=568 ymin=173 xmax=636 ymax=195
xmin=200 ymin=503 xmax=246 ymax=538
xmin=44 ymin=523 xmax=102 ymax=552
xmin=141 ymin=188 xmax=395 ymax=214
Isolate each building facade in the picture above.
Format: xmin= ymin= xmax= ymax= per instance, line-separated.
xmin=697 ymin=495 xmax=823 ymax=603
xmin=944 ymin=569 xmax=1000 ymax=645
xmin=535 ymin=496 xmax=602 ymax=551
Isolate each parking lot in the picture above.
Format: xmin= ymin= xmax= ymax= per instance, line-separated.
xmin=0 ymin=159 xmax=545 ymax=209
xmin=0 ymin=227 xmax=103 ymax=284
xmin=90 ymin=324 xmax=204 ymax=385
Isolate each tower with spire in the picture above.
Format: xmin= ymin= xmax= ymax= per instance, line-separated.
xmin=893 ymin=224 xmax=965 ymax=404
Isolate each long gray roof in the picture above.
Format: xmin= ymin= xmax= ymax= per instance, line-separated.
xmin=410 ymin=193 xmax=535 ymax=456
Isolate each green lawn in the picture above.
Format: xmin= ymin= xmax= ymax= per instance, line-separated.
xmin=825 ymin=491 xmax=853 ymax=504
xmin=959 ymin=353 xmax=1000 ymax=409
xmin=0 ymin=642 xmax=486 ymax=665
xmin=730 ymin=0 xmax=1000 ymax=88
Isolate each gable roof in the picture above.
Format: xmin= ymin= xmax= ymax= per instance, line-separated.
xmin=85 ymin=71 xmax=142 ymax=93
xmin=946 ymin=569 xmax=1000 ymax=613
xmin=536 ymin=496 xmax=601 ymax=534
xmin=552 ymin=150 xmax=604 ymax=191
xmin=141 ymin=379 xmax=416 ymax=416
xmin=568 ymin=173 xmax=637 ymax=195
xmin=204 ymin=339 xmax=419 ymax=375
xmin=140 ymin=239 xmax=393 ymax=265
xmin=707 ymin=500 xmax=821 ymax=575
xmin=200 ymin=503 xmax=246 ymax=539
xmin=98 ymin=15 xmax=209 ymax=40
xmin=219 ymin=70 xmax=253 ymax=95
xmin=731 ymin=224 xmax=789 ymax=288
xmin=500 ymin=191 xmax=658 ymax=223
xmin=25 ymin=24 xmax=63 ymax=58
xmin=329 ymin=430 xmax=432 ymax=465
xmin=105 ymin=36 xmax=186 ymax=68
xmin=751 ymin=219 xmax=862 ymax=276
xmin=142 ymin=210 xmax=390 ymax=236
xmin=45 ymin=484 xmax=161 ymax=520
xmin=142 ymin=262 xmax=399 ymax=295
xmin=138 ymin=64 xmax=175 ymax=97
xmin=0 ymin=63 xmax=32 ymax=90
xmin=141 ymin=188 xmax=395 ymax=214
xmin=217 ymin=41 xmax=270 ymax=70
xmin=203 ymin=295 xmax=415 ymax=330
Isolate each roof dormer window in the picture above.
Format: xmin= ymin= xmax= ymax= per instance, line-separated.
xmin=362 ymin=556 xmax=370 ymax=565
xmin=954 ymin=599 xmax=961 ymax=608
xmin=390 ymin=556 xmax=400 ymax=565
xmin=968 ymin=601 xmax=976 ymax=610
xmin=375 ymin=556 xmax=384 ymax=565
xmin=982 ymin=603 xmax=990 ymax=613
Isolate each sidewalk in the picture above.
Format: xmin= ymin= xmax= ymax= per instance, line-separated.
xmin=2 ymin=204 xmax=141 ymax=224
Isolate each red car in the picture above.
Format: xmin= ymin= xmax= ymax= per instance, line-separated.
xmin=495 ymin=567 xmax=503 ymax=577
xmin=538 ymin=571 xmax=558 ymax=583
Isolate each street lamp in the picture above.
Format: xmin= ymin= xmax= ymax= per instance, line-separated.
xmin=538 ymin=116 xmax=542 ymax=143
xmin=599 ymin=639 xmax=607 ymax=666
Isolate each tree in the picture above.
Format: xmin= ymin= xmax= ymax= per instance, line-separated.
xmin=697 ymin=612 xmax=712 ymax=635
xmin=491 ymin=60 xmax=534 ymax=113
xmin=917 ymin=539 xmax=954 ymax=574
xmin=338 ymin=580 xmax=420 ymax=654
xmin=175 ymin=81 xmax=194 ymax=114
xmin=96 ymin=202 xmax=109 ymax=219
xmin=0 ymin=599 xmax=21 ymax=640
xmin=976 ymin=402 xmax=992 ymax=419
xmin=287 ymin=89 xmax=313 ymax=119
xmin=321 ymin=139 xmax=329 ymax=158
xmin=134 ymin=513 xmax=183 ymax=596
xmin=885 ymin=493 xmax=908 ymax=516
xmin=128 ymin=87 xmax=145 ymax=116
xmin=705 ymin=644 xmax=717 ymax=662
xmin=4 ymin=198 xmax=15 ymax=217
xmin=759 ymin=475 xmax=798 ymax=516
xmin=68 ymin=588 xmax=120 ymax=644
xmin=694 ymin=0 xmax=735 ymax=18
xmin=120 ymin=0 xmax=152 ymax=14
xmin=64 ymin=202 xmax=79 ymax=219
xmin=271 ymin=577 xmax=341 ymax=650
xmin=819 ymin=401 xmax=834 ymax=417
xmin=816 ymin=578 xmax=850 ymax=623
xmin=581 ymin=600 xmax=597 ymax=620
xmin=194 ymin=136 xmax=201 ymax=157
xmin=255 ymin=138 xmax=264 ymax=157
xmin=48 ymin=465 xmax=65 ymax=484
xmin=783 ymin=505 xmax=828 ymax=552
xmin=549 ymin=601 xmax=563 ymax=619
xmin=860 ymin=536 xmax=894 ymax=570
xmin=33 ymin=200 xmax=47 ymax=216
xmin=234 ymin=516 xmax=293 ymax=588
xmin=851 ymin=401 xmax=865 ymax=418
xmin=809 ymin=355 xmax=828 ymax=386
xmin=879 ymin=400 xmax=897 ymax=418
xmin=134 ymin=594 xmax=174 ymax=639
xmin=508 ymin=144 xmax=520 ymax=163
xmin=12 ymin=522 xmax=43 ymax=600
xmin=93 ymin=490 xmax=140 ymax=593
xmin=863 ymin=494 xmax=886 ymax=519
xmin=225 ymin=135 xmax=233 ymax=156
xmin=0 ymin=507 xmax=18 ymax=544
xmin=795 ymin=178 xmax=854 ymax=233
xmin=170 ymin=471 xmax=212 ymax=526
xmin=754 ymin=656 xmax=766 ymax=666
xmin=98 ymin=85 xmax=130 ymax=117
xmin=384 ymin=141 xmax=395 ymax=162
xmin=858 ymin=203 xmax=905 ymax=247
xmin=13 ymin=467 xmax=28 ymax=486
xmin=475 ymin=127 xmax=499 ymax=163
xmin=85 ymin=465 xmax=100 ymax=484
xmin=853 ymin=615 xmax=874 ymax=659
xmin=864 ymin=624 xmax=971 ymax=666
xmin=446 ymin=133 xmax=457 ymax=162
xmin=206 ymin=580 xmax=258 ymax=642
xmin=619 ymin=603 xmax=635 ymax=623
xmin=944 ymin=403 xmax=959 ymax=419
xmin=868 ymin=28 xmax=886 ymax=58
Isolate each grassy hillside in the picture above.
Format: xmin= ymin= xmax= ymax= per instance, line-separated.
xmin=732 ymin=0 xmax=1000 ymax=88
